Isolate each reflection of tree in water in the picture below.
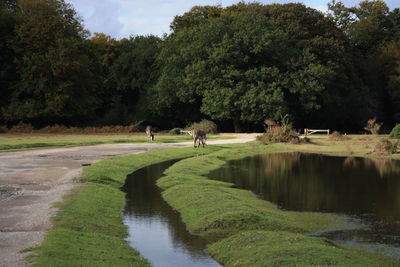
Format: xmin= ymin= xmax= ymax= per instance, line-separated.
xmin=343 ymin=157 xmax=359 ymax=168
xmin=208 ymin=153 xmax=400 ymax=218
xmin=363 ymin=158 xmax=400 ymax=178
xmin=343 ymin=157 xmax=400 ymax=178
xmin=261 ymin=152 xmax=301 ymax=177
xmin=208 ymin=153 xmax=400 ymax=256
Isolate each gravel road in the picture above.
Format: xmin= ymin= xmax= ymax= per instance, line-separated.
xmin=0 ymin=135 xmax=255 ymax=267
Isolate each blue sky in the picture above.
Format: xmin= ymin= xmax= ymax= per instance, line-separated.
xmin=66 ymin=0 xmax=399 ymax=39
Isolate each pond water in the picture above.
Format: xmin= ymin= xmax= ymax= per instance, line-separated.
xmin=207 ymin=153 xmax=400 ymax=259
xmin=121 ymin=160 xmax=221 ymax=267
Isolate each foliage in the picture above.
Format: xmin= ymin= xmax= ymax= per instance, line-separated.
xmin=186 ymin=120 xmax=218 ymax=134
xmin=0 ymin=0 xmax=399 ymax=132
xmin=264 ymin=118 xmax=277 ymax=129
xmin=373 ymin=138 xmax=398 ymax=154
xmin=2 ymin=0 xmax=98 ymax=126
xmin=364 ymin=117 xmax=383 ymax=135
xmin=328 ymin=0 xmax=400 ymax=125
xmin=0 ymin=125 xmax=8 ymax=133
xmin=8 ymin=122 xmax=34 ymax=133
xmin=169 ymin=128 xmax=182 ymax=135
xmin=156 ymin=6 xmax=341 ymax=132
xmin=259 ymin=115 xmax=300 ymax=144
xmin=107 ymin=35 xmax=162 ymax=124
xmin=329 ymin=131 xmax=350 ymax=141
xmin=390 ymin=124 xmax=400 ymax=138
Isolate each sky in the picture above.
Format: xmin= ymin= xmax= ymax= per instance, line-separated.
xmin=66 ymin=0 xmax=399 ymax=39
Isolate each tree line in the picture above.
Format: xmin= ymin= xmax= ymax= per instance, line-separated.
xmin=0 ymin=0 xmax=399 ymax=132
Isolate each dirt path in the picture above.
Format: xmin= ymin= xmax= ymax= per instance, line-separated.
xmin=0 ymin=135 xmax=255 ymax=267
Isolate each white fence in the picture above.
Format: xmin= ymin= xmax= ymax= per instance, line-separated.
xmin=304 ymin=129 xmax=330 ymax=135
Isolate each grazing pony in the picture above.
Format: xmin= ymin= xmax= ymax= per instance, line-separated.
xmin=192 ymin=129 xmax=206 ymax=148
xmin=145 ymin=125 xmax=154 ymax=142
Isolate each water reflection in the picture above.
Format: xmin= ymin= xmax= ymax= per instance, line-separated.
xmin=122 ymin=160 xmax=220 ymax=267
xmin=207 ymin=153 xmax=400 ymax=259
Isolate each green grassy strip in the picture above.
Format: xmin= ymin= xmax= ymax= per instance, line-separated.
xmin=0 ymin=134 xmax=232 ymax=152
xmin=157 ymin=143 xmax=398 ymax=266
xmin=31 ymin=145 xmax=223 ymax=266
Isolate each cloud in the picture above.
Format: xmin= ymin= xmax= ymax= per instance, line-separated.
xmin=67 ymin=0 xmax=400 ymax=39
xmin=68 ymin=0 xmax=124 ymax=37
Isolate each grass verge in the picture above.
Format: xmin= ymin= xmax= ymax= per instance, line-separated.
xmin=0 ymin=133 xmax=231 ymax=152
xmin=31 ymin=136 xmax=399 ymax=266
xmin=30 ymin=145 xmax=223 ymax=266
xmin=157 ymin=142 xmax=399 ymax=266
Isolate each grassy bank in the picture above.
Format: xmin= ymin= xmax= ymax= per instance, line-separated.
xmin=0 ymin=133 xmax=230 ymax=152
xmin=157 ymin=140 xmax=399 ymax=266
xmin=30 ymin=145 xmax=223 ymax=266
xmin=31 ymin=135 xmax=399 ymax=266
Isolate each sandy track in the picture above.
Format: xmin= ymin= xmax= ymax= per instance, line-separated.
xmin=0 ymin=135 xmax=255 ymax=267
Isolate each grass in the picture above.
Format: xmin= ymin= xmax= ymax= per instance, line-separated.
xmin=30 ymin=145 xmax=223 ymax=266
xmin=30 ymin=134 xmax=399 ymax=266
xmin=0 ymin=133 xmax=231 ymax=152
xmin=157 ymin=138 xmax=399 ymax=266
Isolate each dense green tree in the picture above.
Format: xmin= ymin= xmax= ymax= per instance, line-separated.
xmin=157 ymin=3 xmax=364 ymax=131
xmin=329 ymin=1 xmax=400 ymax=125
xmin=170 ymin=5 xmax=222 ymax=33
xmin=107 ymin=35 xmax=162 ymax=124
xmin=156 ymin=10 xmax=335 ymax=131
xmin=0 ymin=0 xmax=18 ymax=124
xmin=85 ymin=33 xmax=121 ymax=124
xmin=2 ymin=0 xmax=96 ymax=126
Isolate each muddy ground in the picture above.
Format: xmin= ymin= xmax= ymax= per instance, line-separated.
xmin=0 ymin=135 xmax=255 ymax=267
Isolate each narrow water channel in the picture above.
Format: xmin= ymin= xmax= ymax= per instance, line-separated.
xmin=121 ymin=160 xmax=221 ymax=267
xmin=207 ymin=153 xmax=400 ymax=260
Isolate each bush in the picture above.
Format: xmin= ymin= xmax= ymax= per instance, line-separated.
xmin=8 ymin=122 xmax=34 ymax=133
xmin=259 ymin=115 xmax=304 ymax=145
xmin=0 ymin=125 xmax=8 ymax=133
xmin=186 ymin=120 xmax=218 ymax=134
xmin=390 ymin=124 xmax=400 ymax=139
xmin=5 ymin=122 xmax=142 ymax=134
xmin=373 ymin=139 xmax=398 ymax=155
xmin=364 ymin=117 xmax=382 ymax=135
xmin=329 ymin=131 xmax=350 ymax=141
xmin=169 ymin=128 xmax=182 ymax=135
xmin=259 ymin=126 xmax=300 ymax=145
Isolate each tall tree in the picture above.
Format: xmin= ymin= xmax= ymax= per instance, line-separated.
xmin=329 ymin=1 xmax=400 ymax=125
xmin=156 ymin=10 xmax=334 ymax=132
xmin=0 ymin=0 xmax=18 ymax=124
xmin=108 ymin=35 xmax=162 ymax=125
xmin=2 ymin=0 xmax=96 ymax=126
xmin=85 ymin=33 xmax=121 ymax=125
xmin=158 ymin=3 xmax=363 ymax=131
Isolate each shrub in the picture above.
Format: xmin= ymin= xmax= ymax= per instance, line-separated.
xmin=264 ymin=118 xmax=277 ymax=130
xmin=186 ymin=120 xmax=218 ymax=134
xmin=8 ymin=122 xmax=34 ymax=133
xmin=169 ymin=128 xmax=182 ymax=135
xmin=259 ymin=126 xmax=300 ymax=145
xmin=329 ymin=131 xmax=350 ymax=141
xmin=364 ymin=117 xmax=382 ymax=135
xmin=373 ymin=139 xmax=398 ymax=155
xmin=259 ymin=115 xmax=300 ymax=145
xmin=0 ymin=125 xmax=8 ymax=133
xmin=390 ymin=124 xmax=400 ymax=139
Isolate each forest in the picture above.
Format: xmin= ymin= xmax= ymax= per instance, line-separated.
xmin=0 ymin=0 xmax=399 ymax=132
